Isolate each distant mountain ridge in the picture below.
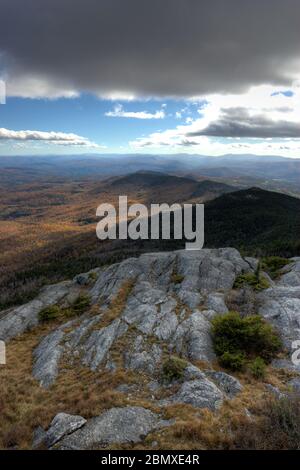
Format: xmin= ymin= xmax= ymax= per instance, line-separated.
xmin=1 ymin=153 xmax=299 ymax=198
xmin=109 ymin=170 xmax=196 ymax=188
xmin=105 ymin=174 xmax=300 ymax=257
xmin=103 ymin=170 xmax=236 ymax=204
xmin=92 ymin=186 xmax=300 ymax=258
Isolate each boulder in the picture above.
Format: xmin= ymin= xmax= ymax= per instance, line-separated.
xmin=265 ymin=384 xmax=286 ymax=400
xmin=32 ymin=426 xmax=47 ymax=449
xmin=205 ymin=293 xmax=228 ymax=315
xmin=45 ymin=413 xmax=87 ymax=447
xmin=204 ymin=370 xmax=243 ymax=397
xmin=56 ymin=407 xmax=171 ymax=449
xmin=161 ymin=377 xmax=223 ymax=411
xmin=278 ymin=258 xmax=300 ymax=287
xmin=183 ymin=364 xmax=206 ymax=381
xmin=258 ymin=286 xmax=300 ymax=351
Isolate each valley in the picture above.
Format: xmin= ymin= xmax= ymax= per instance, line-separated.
xmin=0 ymin=160 xmax=299 ymax=312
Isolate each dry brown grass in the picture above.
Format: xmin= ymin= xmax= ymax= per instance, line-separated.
xmin=98 ymin=279 xmax=135 ymax=328
xmin=174 ymin=294 xmax=192 ymax=320
xmin=107 ymin=363 xmax=299 ymax=451
xmin=1 ymin=326 xmax=296 ymax=451
xmin=0 ymin=298 xmax=297 ymax=450
xmin=0 ymin=319 xmax=153 ymax=449
xmin=225 ymin=287 xmax=257 ymax=317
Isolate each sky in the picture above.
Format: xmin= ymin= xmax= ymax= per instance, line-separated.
xmin=0 ymin=0 xmax=300 ymax=157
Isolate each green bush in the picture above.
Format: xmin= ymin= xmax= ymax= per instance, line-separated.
xmin=211 ymin=311 xmax=282 ymax=372
xmin=219 ymin=351 xmax=246 ymax=371
xmin=261 ymin=256 xmax=291 ymax=279
xmin=162 ymin=356 xmax=187 ymax=382
xmin=38 ymin=305 xmax=61 ymax=322
xmin=61 ymin=307 xmax=75 ymax=318
xmin=38 ymin=295 xmax=91 ymax=322
xmin=72 ymin=294 xmax=91 ymax=315
xmin=249 ymin=357 xmax=266 ymax=379
xmin=234 ymin=272 xmax=270 ymax=291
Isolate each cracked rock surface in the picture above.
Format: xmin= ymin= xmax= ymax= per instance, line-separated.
xmin=56 ymin=407 xmax=171 ymax=450
xmin=1 ymin=248 xmax=299 ymax=449
xmin=23 ymin=248 xmax=253 ymax=388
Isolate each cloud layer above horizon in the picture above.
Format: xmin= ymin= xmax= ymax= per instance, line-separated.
xmin=0 ymin=128 xmax=100 ymax=147
xmin=129 ymin=85 xmax=300 ymax=155
xmin=0 ymin=0 xmax=300 ymax=156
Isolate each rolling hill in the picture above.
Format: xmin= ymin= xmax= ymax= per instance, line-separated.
xmin=101 ymin=170 xmax=236 ymax=204
xmin=204 ymin=187 xmax=300 ymax=256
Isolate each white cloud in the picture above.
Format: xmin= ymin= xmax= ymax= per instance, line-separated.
xmin=130 ymin=84 xmax=300 ymax=157
xmin=0 ymin=128 xmax=101 ymax=148
xmin=105 ymin=104 xmax=165 ymax=119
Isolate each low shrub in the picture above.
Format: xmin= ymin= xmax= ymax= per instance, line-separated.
xmin=219 ymin=351 xmax=246 ymax=371
xmin=162 ymin=356 xmax=187 ymax=382
xmin=211 ymin=311 xmax=282 ymax=372
xmin=261 ymin=256 xmax=291 ymax=279
xmin=267 ymin=396 xmax=300 ymax=448
xmin=72 ymin=294 xmax=91 ymax=315
xmin=248 ymin=357 xmax=266 ymax=379
xmin=39 ymin=295 xmax=91 ymax=323
xmin=233 ymin=272 xmax=270 ymax=291
xmin=230 ymin=395 xmax=300 ymax=449
xmin=38 ymin=305 xmax=61 ymax=322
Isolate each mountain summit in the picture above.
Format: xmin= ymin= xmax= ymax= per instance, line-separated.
xmin=1 ymin=248 xmax=299 ymax=449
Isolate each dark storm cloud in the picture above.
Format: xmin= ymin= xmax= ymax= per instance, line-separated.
xmin=0 ymin=0 xmax=300 ymax=98
xmin=187 ymin=108 xmax=300 ymax=138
